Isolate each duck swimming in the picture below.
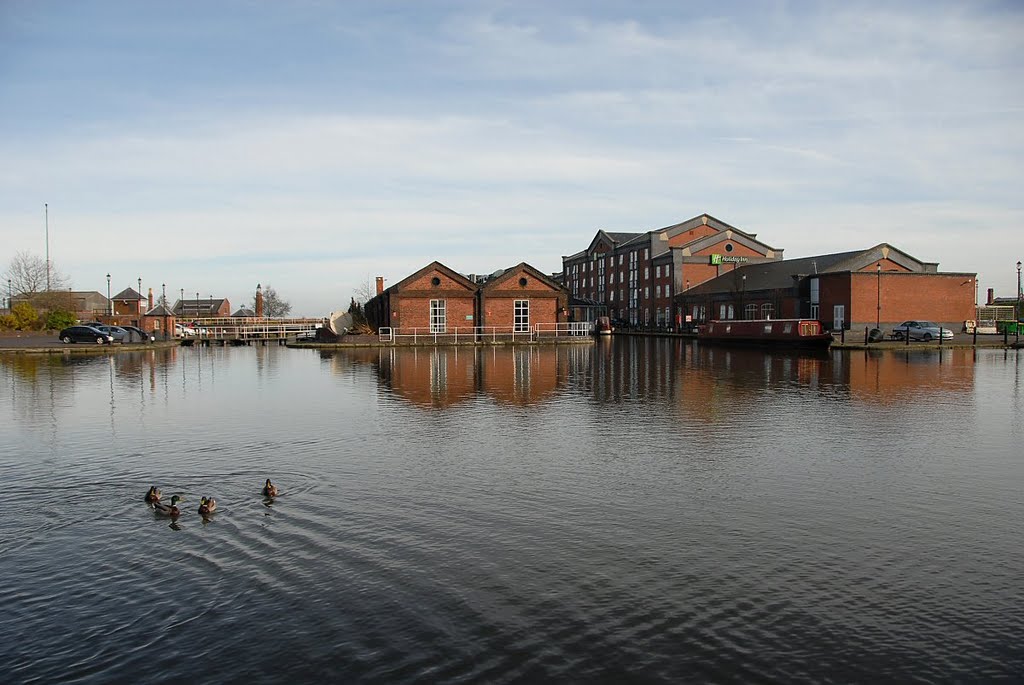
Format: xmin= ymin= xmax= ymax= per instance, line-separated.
xmin=144 ymin=486 xmax=162 ymax=503
xmin=153 ymin=494 xmax=181 ymax=517
xmin=198 ymin=496 xmax=217 ymax=516
xmin=262 ymin=479 xmax=279 ymax=497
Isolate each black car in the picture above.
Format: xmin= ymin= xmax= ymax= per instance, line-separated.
xmin=59 ymin=325 xmax=114 ymax=344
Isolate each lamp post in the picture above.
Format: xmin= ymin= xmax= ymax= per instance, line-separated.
xmin=180 ymin=288 xmax=184 ymax=317
xmin=162 ymin=283 xmax=168 ymax=340
xmin=876 ymin=263 xmax=881 ymax=330
xmin=6 ymin=278 xmax=10 ymax=311
xmin=106 ymin=273 xmax=112 ymax=317
xmin=196 ymin=292 xmax=199 ymax=319
xmin=741 ymin=273 xmax=746 ymax=319
xmin=1016 ymin=260 xmax=1021 ymax=344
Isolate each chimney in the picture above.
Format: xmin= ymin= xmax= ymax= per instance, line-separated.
xmin=987 ymin=288 xmax=994 ymax=305
xmin=148 ymin=288 xmax=154 ymax=311
xmin=375 ymin=277 xmax=385 ymax=295
xmin=255 ymin=283 xmax=264 ymax=318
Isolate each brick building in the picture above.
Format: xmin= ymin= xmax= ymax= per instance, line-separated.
xmin=365 ymin=261 xmax=568 ymax=334
xmin=562 ymin=213 xmax=783 ymax=328
xmin=172 ymin=298 xmax=232 ymax=318
xmin=676 ymin=243 xmax=976 ymax=331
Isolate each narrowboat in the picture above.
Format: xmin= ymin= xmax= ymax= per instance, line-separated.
xmin=698 ymin=319 xmax=833 ymax=349
xmin=594 ymin=316 xmax=614 ymax=335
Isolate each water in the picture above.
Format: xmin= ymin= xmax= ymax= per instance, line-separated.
xmin=1 ymin=340 xmax=1022 ymax=683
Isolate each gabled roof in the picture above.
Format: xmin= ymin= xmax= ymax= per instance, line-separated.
xmin=232 ymin=307 xmax=256 ymax=317
xmin=113 ymin=287 xmax=144 ymax=301
xmin=388 ymin=261 xmax=477 ymax=293
xmin=480 ymin=262 xmax=566 ymax=293
xmin=144 ymin=304 xmax=174 ymax=316
xmin=586 ymin=229 xmax=643 ymax=255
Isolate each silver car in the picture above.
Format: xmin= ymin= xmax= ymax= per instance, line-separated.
xmin=892 ymin=320 xmax=954 ymax=341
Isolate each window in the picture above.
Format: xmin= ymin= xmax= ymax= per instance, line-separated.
xmin=745 ymin=303 xmax=758 ymax=318
xmin=644 ymin=267 xmax=650 ymax=280
xmin=645 ymin=308 xmax=650 ymax=324
xmin=761 ymin=303 xmax=774 ymax=319
xmin=619 ymin=254 xmax=623 ymax=265
xmin=644 ymin=249 xmax=649 ymax=259
xmin=655 ymin=285 xmax=661 ymax=298
xmin=720 ymin=304 xmax=727 ymax=319
xmin=727 ymin=304 xmax=734 ymax=319
xmin=430 ymin=299 xmax=446 ymax=333
xmin=655 ymin=265 xmax=661 ymax=278
xmin=514 ymin=300 xmax=530 ymax=332
xmin=810 ymin=303 xmax=820 ymax=319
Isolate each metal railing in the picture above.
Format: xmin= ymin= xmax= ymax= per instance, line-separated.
xmin=180 ymin=317 xmax=323 ymax=341
xmin=378 ymin=321 xmax=593 ymax=344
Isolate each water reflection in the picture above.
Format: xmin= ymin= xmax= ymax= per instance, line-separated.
xmin=320 ymin=341 xmax=983 ymax=413
xmin=324 ymin=345 xmax=577 ymax=408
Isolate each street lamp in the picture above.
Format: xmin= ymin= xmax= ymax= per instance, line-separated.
xmin=741 ymin=273 xmax=746 ymax=319
xmin=876 ymin=263 xmax=881 ymax=330
xmin=180 ymin=288 xmax=184 ymax=317
xmin=162 ymin=283 xmax=168 ymax=340
xmin=1016 ymin=260 xmax=1021 ymax=344
xmin=106 ymin=273 xmax=112 ymax=317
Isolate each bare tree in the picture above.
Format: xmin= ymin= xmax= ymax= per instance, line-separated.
xmin=4 ymin=251 xmax=68 ymax=297
xmin=252 ymin=284 xmax=292 ymax=318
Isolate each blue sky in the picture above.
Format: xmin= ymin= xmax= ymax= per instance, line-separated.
xmin=2 ymin=0 xmax=1022 ymax=315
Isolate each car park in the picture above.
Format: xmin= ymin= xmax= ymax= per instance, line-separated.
xmin=121 ymin=325 xmax=155 ymax=342
xmin=891 ymin=320 xmax=954 ymax=341
xmin=59 ymin=325 xmax=114 ymax=344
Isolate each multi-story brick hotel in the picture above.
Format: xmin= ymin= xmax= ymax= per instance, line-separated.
xmin=562 ymin=213 xmax=976 ymax=332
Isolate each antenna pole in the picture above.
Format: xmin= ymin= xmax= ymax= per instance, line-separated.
xmin=45 ymin=203 xmax=51 ymax=291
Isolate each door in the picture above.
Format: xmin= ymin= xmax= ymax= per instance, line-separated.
xmin=833 ymin=304 xmax=845 ymax=330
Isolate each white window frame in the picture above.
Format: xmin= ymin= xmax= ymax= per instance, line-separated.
xmin=430 ymin=299 xmax=446 ymax=333
xmin=514 ymin=299 xmax=530 ymax=332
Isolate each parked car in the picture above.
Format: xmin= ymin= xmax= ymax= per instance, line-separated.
xmin=121 ymin=325 xmax=155 ymax=342
xmin=891 ymin=320 xmax=954 ymax=341
xmin=59 ymin=325 xmax=114 ymax=344
xmin=81 ymin=322 xmax=129 ymax=343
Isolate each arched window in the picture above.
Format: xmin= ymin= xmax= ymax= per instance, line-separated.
xmin=761 ymin=303 xmax=774 ymax=319
xmin=745 ymin=303 xmax=758 ymax=319
xmin=727 ymin=304 xmax=735 ymax=319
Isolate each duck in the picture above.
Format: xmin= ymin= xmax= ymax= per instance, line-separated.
xmin=144 ymin=486 xmax=162 ymax=503
xmin=262 ymin=478 xmax=279 ymax=497
xmin=198 ymin=496 xmax=217 ymax=516
xmin=153 ymin=494 xmax=181 ymax=517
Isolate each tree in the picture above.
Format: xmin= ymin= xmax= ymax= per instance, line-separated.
xmin=4 ymin=250 xmax=68 ymax=297
xmin=252 ymin=284 xmax=292 ymax=318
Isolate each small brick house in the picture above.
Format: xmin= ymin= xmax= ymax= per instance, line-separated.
xmin=478 ymin=263 xmax=568 ymax=331
xmin=365 ymin=261 xmax=569 ymax=334
xmin=366 ymin=262 xmax=478 ymax=333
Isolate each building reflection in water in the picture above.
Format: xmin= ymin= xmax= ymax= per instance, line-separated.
xmin=326 ymin=345 xmax=579 ymax=409
xmin=325 ymin=340 xmax=979 ymax=415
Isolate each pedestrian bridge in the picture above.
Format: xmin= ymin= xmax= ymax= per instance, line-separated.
xmin=179 ymin=317 xmax=324 ymax=345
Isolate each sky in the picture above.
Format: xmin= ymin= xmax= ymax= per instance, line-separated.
xmin=1 ymin=0 xmax=1022 ymax=316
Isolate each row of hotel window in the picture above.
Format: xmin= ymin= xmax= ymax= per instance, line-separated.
xmin=572 ymin=249 xmax=651 ymax=270
xmin=427 ymin=299 xmax=530 ymax=333
xmin=571 ymin=283 xmax=674 ymax=300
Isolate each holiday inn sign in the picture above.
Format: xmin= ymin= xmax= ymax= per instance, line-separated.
xmin=710 ymin=254 xmax=750 ymax=265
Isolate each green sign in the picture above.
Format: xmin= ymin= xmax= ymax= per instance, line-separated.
xmin=710 ymin=254 xmax=749 ymax=265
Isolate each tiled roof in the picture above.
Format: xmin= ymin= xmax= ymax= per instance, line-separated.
xmin=113 ymin=287 xmax=144 ymax=300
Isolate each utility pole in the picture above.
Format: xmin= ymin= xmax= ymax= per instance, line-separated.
xmin=45 ymin=203 xmax=51 ymax=291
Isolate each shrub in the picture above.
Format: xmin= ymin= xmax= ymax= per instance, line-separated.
xmin=11 ymin=302 xmax=41 ymax=330
xmin=0 ymin=314 xmax=15 ymax=331
xmin=45 ymin=309 xmax=77 ymax=331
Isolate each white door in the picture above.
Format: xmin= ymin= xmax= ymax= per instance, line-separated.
xmin=833 ymin=304 xmax=845 ymax=330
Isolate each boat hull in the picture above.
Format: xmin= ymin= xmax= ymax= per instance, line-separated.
xmin=698 ymin=319 xmax=833 ymax=349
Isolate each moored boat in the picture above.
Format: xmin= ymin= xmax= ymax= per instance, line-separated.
xmin=698 ymin=319 xmax=832 ymax=348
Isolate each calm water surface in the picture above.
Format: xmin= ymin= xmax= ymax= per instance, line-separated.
xmin=1 ymin=340 xmax=1022 ymax=683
